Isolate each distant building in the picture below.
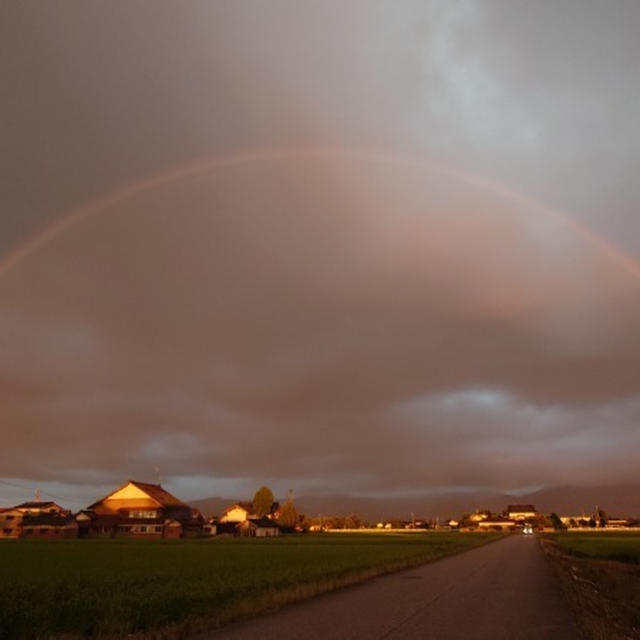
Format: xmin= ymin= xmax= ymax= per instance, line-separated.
xmin=0 ymin=501 xmax=77 ymax=539
xmin=219 ymin=500 xmax=280 ymax=523
xmin=559 ymin=515 xmax=589 ymax=528
xmin=605 ymin=518 xmax=629 ymax=529
xmin=78 ymin=480 xmax=203 ymax=538
xmin=219 ymin=502 xmax=255 ymax=523
xmin=0 ymin=508 xmax=24 ymax=539
xmin=237 ymin=517 xmax=280 ymax=537
xmin=203 ymin=519 xmax=217 ymax=536
xmin=506 ymin=505 xmax=537 ymax=521
xmin=469 ymin=510 xmax=491 ymax=523
xmin=478 ymin=517 xmax=516 ymax=531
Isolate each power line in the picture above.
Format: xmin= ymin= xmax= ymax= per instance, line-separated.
xmin=0 ymin=478 xmax=85 ymax=506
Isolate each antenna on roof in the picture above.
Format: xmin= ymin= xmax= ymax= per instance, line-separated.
xmin=34 ymin=488 xmax=41 ymax=502
xmin=154 ymin=467 xmax=162 ymax=485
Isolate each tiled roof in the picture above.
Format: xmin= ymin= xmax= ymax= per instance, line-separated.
xmin=222 ymin=501 xmax=254 ymax=514
xmin=248 ymin=517 xmax=279 ymax=528
xmin=22 ymin=513 xmax=76 ymax=526
xmin=88 ymin=480 xmax=188 ymax=510
xmin=15 ymin=501 xmax=57 ymax=509
xmin=128 ymin=481 xmax=187 ymax=507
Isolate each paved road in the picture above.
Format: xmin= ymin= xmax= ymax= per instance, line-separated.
xmin=203 ymin=535 xmax=579 ymax=640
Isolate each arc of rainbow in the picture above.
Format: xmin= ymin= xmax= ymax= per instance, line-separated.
xmin=1 ymin=147 xmax=639 ymax=283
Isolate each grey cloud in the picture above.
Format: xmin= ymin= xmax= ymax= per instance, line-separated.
xmin=1 ymin=1 xmax=640 ymax=501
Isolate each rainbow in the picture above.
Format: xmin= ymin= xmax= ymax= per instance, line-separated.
xmin=2 ymin=148 xmax=639 ymax=282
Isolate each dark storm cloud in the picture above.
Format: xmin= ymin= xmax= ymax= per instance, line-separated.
xmin=1 ymin=1 xmax=640 ymax=500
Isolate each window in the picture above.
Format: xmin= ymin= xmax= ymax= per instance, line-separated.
xmin=39 ymin=528 xmax=47 ymax=534
xmin=128 ymin=511 xmax=157 ymax=519
xmin=6 ymin=516 xmax=14 ymax=521
xmin=25 ymin=528 xmax=33 ymax=534
xmin=3 ymin=528 xmax=12 ymax=534
xmin=154 ymin=526 xmax=163 ymax=533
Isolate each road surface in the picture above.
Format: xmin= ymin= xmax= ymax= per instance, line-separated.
xmin=203 ymin=534 xmax=579 ymax=640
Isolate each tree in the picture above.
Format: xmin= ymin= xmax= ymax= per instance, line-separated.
xmin=252 ymin=486 xmax=275 ymax=517
xmin=278 ymin=497 xmax=298 ymax=530
xmin=597 ymin=508 xmax=608 ymax=528
xmin=550 ymin=512 xmax=566 ymax=531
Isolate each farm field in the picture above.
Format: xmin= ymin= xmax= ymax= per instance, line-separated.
xmin=550 ymin=531 xmax=640 ymax=564
xmin=0 ymin=532 xmax=499 ymax=639
xmin=543 ymin=532 xmax=640 ymax=640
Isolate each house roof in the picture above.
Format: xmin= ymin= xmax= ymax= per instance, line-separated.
xmin=87 ymin=480 xmax=188 ymax=510
xmin=507 ymin=505 xmax=536 ymax=512
xmin=222 ymin=501 xmax=254 ymax=515
xmin=14 ymin=501 xmax=59 ymax=510
xmin=128 ymin=481 xmax=187 ymax=507
xmin=248 ymin=517 xmax=280 ymax=528
xmin=22 ymin=513 xmax=76 ymax=526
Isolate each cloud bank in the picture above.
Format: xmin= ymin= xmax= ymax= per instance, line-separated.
xmin=1 ymin=1 xmax=639 ymax=502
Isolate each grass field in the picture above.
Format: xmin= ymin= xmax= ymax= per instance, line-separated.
xmin=543 ymin=532 xmax=640 ymax=640
xmin=549 ymin=531 xmax=640 ymax=564
xmin=0 ymin=532 xmax=498 ymax=639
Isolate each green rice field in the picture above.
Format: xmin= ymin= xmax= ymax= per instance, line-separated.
xmin=550 ymin=531 xmax=640 ymax=565
xmin=0 ymin=532 xmax=498 ymax=639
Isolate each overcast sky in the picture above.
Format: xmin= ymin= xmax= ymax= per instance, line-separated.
xmin=2 ymin=0 xmax=640 ymax=508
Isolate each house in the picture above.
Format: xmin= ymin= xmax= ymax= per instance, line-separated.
xmin=237 ymin=517 xmax=280 ymax=537
xmin=219 ymin=500 xmax=280 ymax=523
xmin=560 ymin=515 xmax=590 ymax=528
xmin=506 ymin=505 xmax=537 ymax=521
xmin=0 ymin=508 xmax=24 ymax=539
xmin=606 ymin=518 xmax=630 ymax=529
xmin=14 ymin=501 xmax=66 ymax=515
xmin=203 ymin=519 xmax=217 ymax=536
xmin=219 ymin=502 xmax=255 ymax=523
xmin=80 ymin=480 xmax=203 ymax=538
xmin=0 ymin=502 xmax=77 ymax=539
xmin=20 ymin=512 xmax=78 ymax=539
xmin=469 ymin=510 xmax=491 ymax=523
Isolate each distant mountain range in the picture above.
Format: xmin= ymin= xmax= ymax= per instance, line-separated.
xmin=191 ymin=484 xmax=640 ymax=522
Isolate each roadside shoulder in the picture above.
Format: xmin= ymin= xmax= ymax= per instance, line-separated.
xmin=540 ymin=536 xmax=640 ymax=640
